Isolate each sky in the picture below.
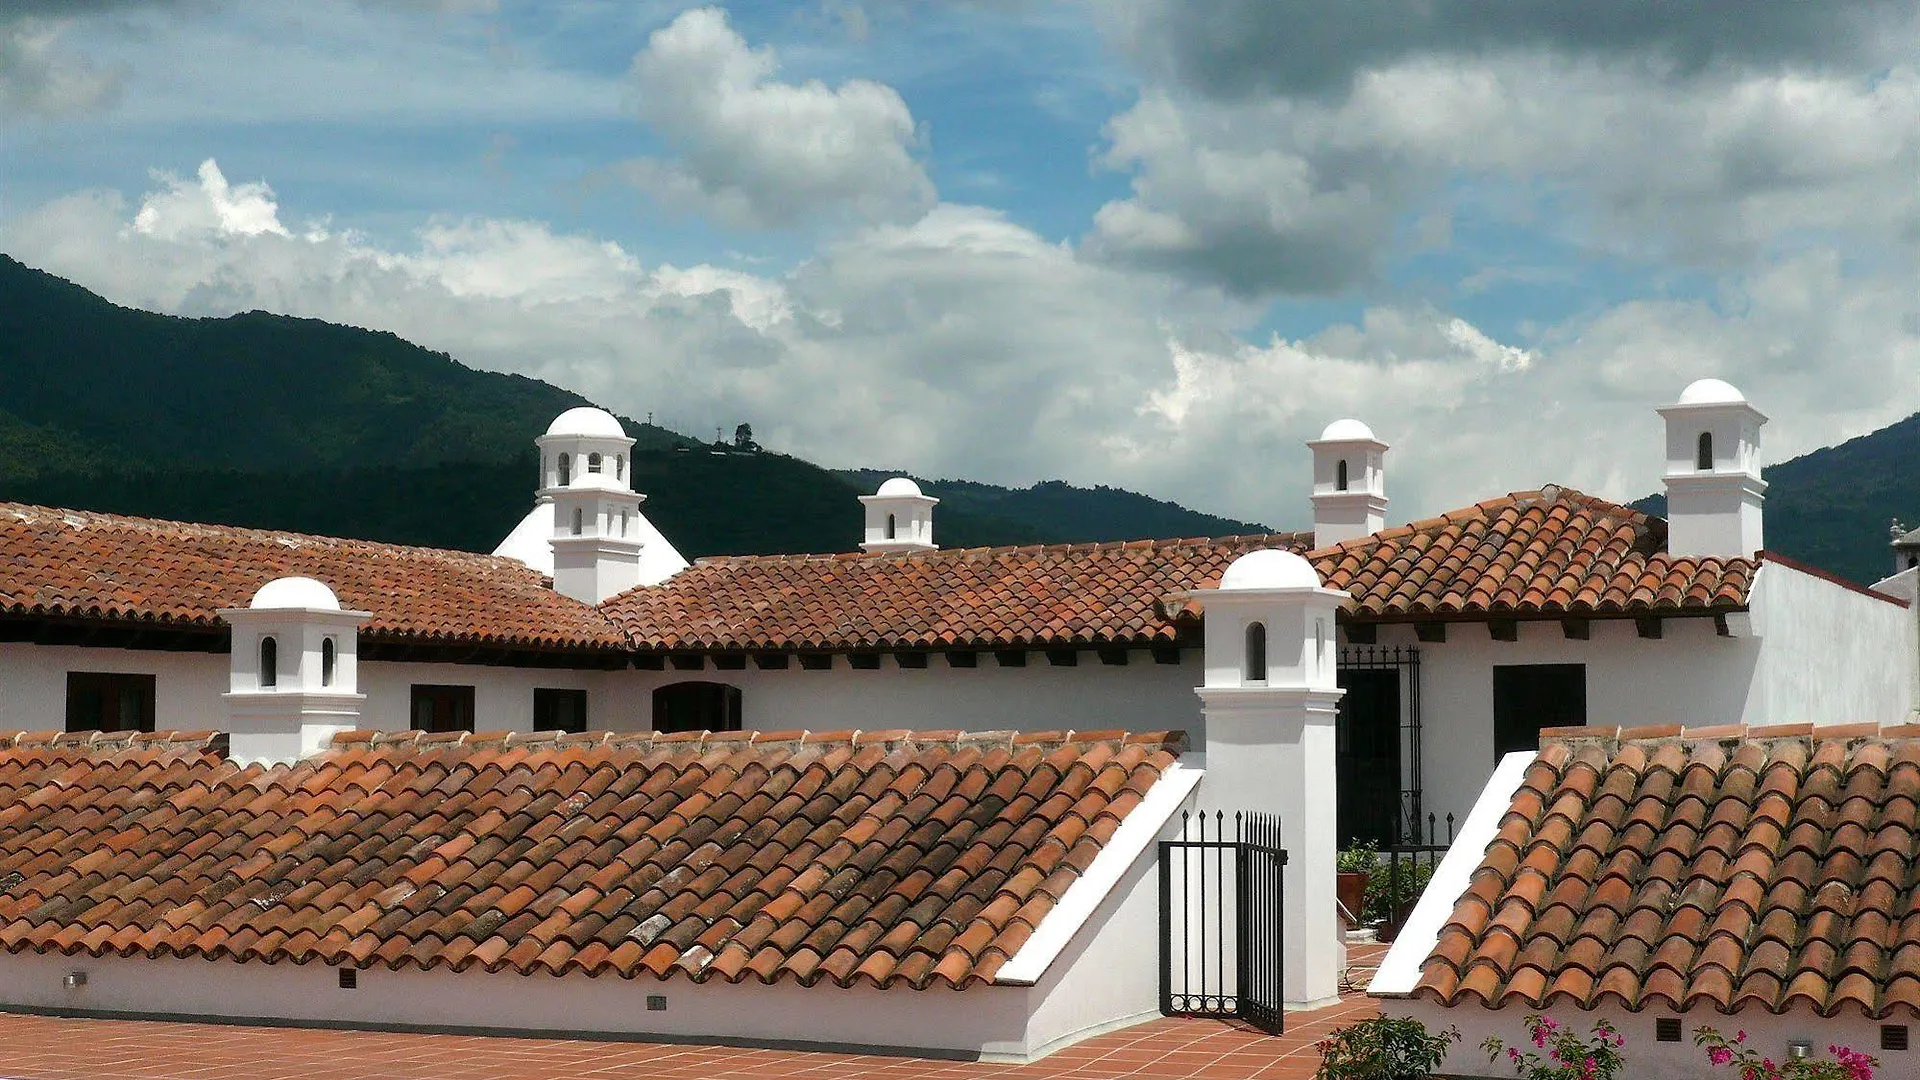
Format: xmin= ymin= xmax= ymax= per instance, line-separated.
xmin=1 ymin=1 xmax=1916 ymax=531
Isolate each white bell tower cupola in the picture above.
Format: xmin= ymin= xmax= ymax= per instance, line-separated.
xmin=1189 ymin=549 xmax=1348 ymax=1010
xmin=1307 ymin=419 xmax=1388 ymax=549
xmin=538 ymin=407 xmax=645 ymax=604
xmin=219 ymin=576 xmax=371 ymax=767
xmin=1657 ymin=378 xmax=1767 ymax=560
xmin=859 ymin=477 xmax=938 ymax=554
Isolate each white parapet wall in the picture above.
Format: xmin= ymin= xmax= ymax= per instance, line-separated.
xmin=1390 ymin=998 xmax=1909 ymax=1080
xmin=1749 ymin=558 xmax=1918 ymax=726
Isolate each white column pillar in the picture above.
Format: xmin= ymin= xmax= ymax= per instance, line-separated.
xmin=1188 ymin=548 xmax=1347 ymax=1010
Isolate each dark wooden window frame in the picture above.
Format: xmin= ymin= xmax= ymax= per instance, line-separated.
xmin=533 ymin=687 xmax=589 ymax=734
xmin=410 ymin=684 xmax=476 ymax=734
xmin=65 ymin=671 xmax=157 ymax=733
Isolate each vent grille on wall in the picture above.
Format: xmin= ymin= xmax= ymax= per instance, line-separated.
xmin=1883 ymin=1024 xmax=1909 ymax=1052
xmin=338 ymin=968 xmax=358 ymax=990
xmin=1655 ymin=1018 xmax=1682 ymax=1043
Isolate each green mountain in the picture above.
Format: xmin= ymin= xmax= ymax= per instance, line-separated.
xmin=0 ymin=256 xmax=1247 ymax=558
xmin=1633 ymin=414 xmax=1920 ymax=587
xmin=837 ymin=471 xmax=1268 ymax=543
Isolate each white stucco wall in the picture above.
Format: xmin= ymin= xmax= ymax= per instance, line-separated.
xmin=595 ymin=651 xmax=1208 ymax=744
xmin=0 ymin=640 xmax=1204 ymax=755
xmin=1748 ymin=561 xmax=1918 ymax=726
xmin=1363 ymin=617 xmax=1761 ymax=831
xmin=0 ymin=644 xmax=231 ymax=731
xmin=0 ymin=950 xmax=1051 ymax=1058
xmin=1391 ymin=998 xmax=1909 ymax=1080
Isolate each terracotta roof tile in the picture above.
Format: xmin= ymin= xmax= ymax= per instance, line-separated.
xmin=0 ymin=726 xmax=1182 ymax=990
xmin=603 ymin=487 xmax=1754 ymax=651
xmin=0 ymin=503 xmax=624 ymax=651
xmin=1414 ymin=724 xmax=1920 ymax=1017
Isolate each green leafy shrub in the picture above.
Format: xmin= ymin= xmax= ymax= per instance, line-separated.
xmin=1314 ymin=1015 xmax=1459 ymax=1080
xmin=1337 ymin=841 xmax=1379 ymax=875
xmin=1366 ymin=858 xmax=1436 ymax=925
xmin=1697 ymin=1027 xmax=1877 ymax=1079
xmin=1484 ymin=1014 xmax=1626 ymax=1080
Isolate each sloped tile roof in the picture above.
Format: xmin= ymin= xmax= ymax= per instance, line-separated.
xmin=1412 ymin=723 xmax=1920 ymax=1017
xmin=1316 ymin=486 xmax=1754 ymax=619
xmin=0 ymin=726 xmax=1184 ymax=989
xmin=0 ymin=487 xmax=1757 ymax=657
xmin=603 ymin=487 xmax=1754 ymax=651
xmin=603 ymin=534 xmax=1302 ymax=651
xmin=0 ymin=503 xmax=625 ymax=651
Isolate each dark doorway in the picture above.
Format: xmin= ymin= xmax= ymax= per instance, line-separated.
xmin=1336 ymin=668 xmax=1401 ymax=846
xmin=411 ymin=684 xmax=475 ymax=733
xmin=652 ymin=681 xmax=742 ymax=734
xmin=1492 ymin=664 xmax=1587 ymax=758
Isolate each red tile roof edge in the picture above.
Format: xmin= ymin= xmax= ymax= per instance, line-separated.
xmin=326 ymin=727 xmax=1192 ymax=755
xmin=1537 ymin=721 xmax=1917 ymax=749
xmin=1304 ymin=484 xmax=1656 ymax=558
xmin=0 ymin=729 xmax=229 ymax=754
xmin=684 ymin=532 xmax=1312 ymax=569
xmin=0 ymin=502 xmax=520 ymax=564
xmin=1758 ymin=548 xmax=1912 ymax=609
xmin=0 ymin=725 xmax=1190 ymax=759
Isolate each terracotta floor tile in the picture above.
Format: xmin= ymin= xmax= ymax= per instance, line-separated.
xmin=0 ymin=991 xmax=1377 ymax=1080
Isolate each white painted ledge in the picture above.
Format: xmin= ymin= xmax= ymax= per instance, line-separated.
xmin=1369 ymin=750 xmax=1535 ymax=997
xmin=994 ymin=762 xmax=1203 ymax=986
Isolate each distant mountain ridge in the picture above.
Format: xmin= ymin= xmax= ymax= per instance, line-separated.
xmin=835 ymin=470 xmax=1269 ymax=544
xmin=0 ymin=256 xmax=1257 ymax=559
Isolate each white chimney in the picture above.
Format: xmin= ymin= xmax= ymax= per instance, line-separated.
xmin=859 ymin=477 xmax=938 ymax=554
xmin=1307 ymin=419 xmax=1388 ymax=549
xmin=1190 ymin=549 xmax=1347 ymax=1010
xmin=219 ymin=577 xmax=370 ymax=767
xmin=539 ymin=407 xmax=645 ymax=604
xmin=1657 ymin=378 xmax=1767 ymax=559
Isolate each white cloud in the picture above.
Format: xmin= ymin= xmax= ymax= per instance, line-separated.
xmin=4 ymin=160 xmax=1917 ymax=537
xmin=131 ymin=160 xmax=294 ymax=241
xmin=618 ymin=6 xmax=934 ymax=229
xmin=0 ymin=16 xmax=122 ymax=119
xmin=1084 ymin=5 xmax=1920 ymax=296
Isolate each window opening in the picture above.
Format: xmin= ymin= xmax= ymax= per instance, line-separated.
xmin=64 ymin=672 xmax=157 ymax=733
xmin=556 ymin=453 xmax=571 ymax=486
xmin=1244 ymin=622 xmax=1267 ymax=684
xmin=321 ymin=637 xmax=336 ymax=687
xmin=410 ymin=685 xmax=475 ymax=733
xmin=259 ymin=637 xmax=278 ymax=688
xmin=534 ymin=688 xmax=589 ymax=734
xmin=652 ymin=681 xmax=743 ymax=734
xmin=588 ymin=452 xmax=602 ymax=474
xmin=1696 ymin=432 xmax=1714 ymax=470
xmin=1336 ymin=459 xmax=1349 ymax=491
xmin=1493 ymin=664 xmax=1586 ymax=758
xmin=571 ymin=508 xmax=583 ymax=536
xmin=886 ymin=513 xmax=897 ymax=540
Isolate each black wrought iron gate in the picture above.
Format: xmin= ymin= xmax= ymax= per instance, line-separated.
xmin=1158 ymin=811 xmax=1287 ymax=1034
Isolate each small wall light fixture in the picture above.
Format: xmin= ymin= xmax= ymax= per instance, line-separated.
xmin=1787 ymin=1041 xmax=1812 ymax=1062
xmin=62 ymin=971 xmax=87 ymax=989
